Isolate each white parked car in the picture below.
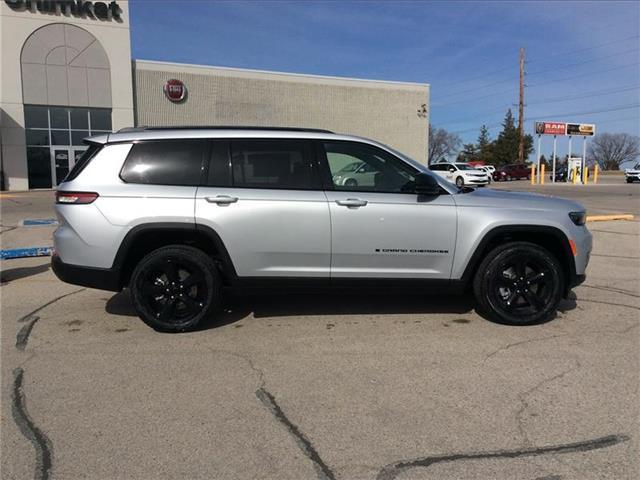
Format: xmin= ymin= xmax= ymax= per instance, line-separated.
xmin=479 ymin=165 xmax=495 ymax=182
xmin=625 ymin=163 xmax=640 ymax=183
xmin=429 ymin=162 xmax=490 ymax=188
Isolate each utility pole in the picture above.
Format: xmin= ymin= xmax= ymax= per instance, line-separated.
xmin=518 ymin=47 xmax=525 ymax=163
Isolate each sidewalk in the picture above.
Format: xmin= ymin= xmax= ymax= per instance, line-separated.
xmin=1 ymin=191 xmax=57 ymax=258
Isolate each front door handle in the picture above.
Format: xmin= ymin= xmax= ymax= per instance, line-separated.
xmin=335 ymin=198 xmax=368 ymax=208
xmin=205 ymin=195 xmax=238 ymax=205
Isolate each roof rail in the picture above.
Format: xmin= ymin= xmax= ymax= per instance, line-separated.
xmin=117 ymin=126 xmax=334 ymax=134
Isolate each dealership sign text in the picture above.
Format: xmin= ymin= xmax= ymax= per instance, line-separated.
xmin=4 ymin=0 xmax=121 ymax=20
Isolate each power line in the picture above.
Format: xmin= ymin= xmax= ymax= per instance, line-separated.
xmin=448 ymin=104 xmax=640 ymax=135
xmin=596 ymin=115 xmax=640 ymax=126
xmin=435 ymin=76 xmax=517 ymax=100
xmin=527 ymin=48 xmax=640 ymax=76
xmin=528 ymin=62 xmax=640 ymax=88
xmin=434 ymin=34 xmax=640 ymax=98
xmin=528 ymin=35 xmax=640 ymax=63
xmin=438 ymin=84 xmax=639 ymax=125
xmin=432 ymin=88 xmax=517 ymax=107
xmin=435 ymin=61 xmax=639 ymax=107
xmin=527 ymin=103 xmax=640 ymax=121
xmin=527 ymin=85 xmax=639 ymax=106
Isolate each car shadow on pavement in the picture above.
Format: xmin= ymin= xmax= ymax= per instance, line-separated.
xmin=105 ymin=288 xmax=578 ymax=331
xmin=107 ymin=288 xmax=475 ymax=330
xmin=0 ymin=261 xmax=50 ymax=284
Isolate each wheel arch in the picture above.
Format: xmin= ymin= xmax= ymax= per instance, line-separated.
xmin=112 ymin=223 xmax=237 ymax=288
xmin=459 ymin=225 xmax=576 ymax=294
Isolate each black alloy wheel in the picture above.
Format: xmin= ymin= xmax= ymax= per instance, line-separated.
xmin=130 ymin=245 xmax=219 ymax=332
xmin=473 ymin=242 xmax=563 ymax=325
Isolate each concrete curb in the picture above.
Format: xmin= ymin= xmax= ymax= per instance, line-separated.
xmin=1 ymin=247 xmax=52 ymax=260
xmin=586 ymin=214 xmax=635 ymax=222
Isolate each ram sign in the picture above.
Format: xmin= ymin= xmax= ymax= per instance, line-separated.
xmin=535 ymin=122 xmax=595 ymax=136
xmin=535 ymin=122 xmax=566 ymax=135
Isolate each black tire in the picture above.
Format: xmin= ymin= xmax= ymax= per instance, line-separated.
xmin=627 ymin=178 xmax=634 ymax=183
xmin=506 ymin=175 xmax=512 ymax=181
xmin=455 ymin=176 xmax=464 ymax=188
xmin=473 ymin=242 xmax=564 ymax=326
xmin=345 ymin=178 xmax=358 ymax=187
xmin=130 ymin=245 xmax=220 ymax=332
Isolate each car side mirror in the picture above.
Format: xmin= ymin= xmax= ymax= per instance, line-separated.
xmin=448 ymin=168 xmax=455 ymax=173
xmin=414 ymin=173 xmax=441 ymax=196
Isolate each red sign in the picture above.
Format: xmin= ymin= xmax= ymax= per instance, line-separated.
xmin=163 ymin=79 xmax=186 ymax=102
xmin=535 ymin=122 xmax=566 ymax=135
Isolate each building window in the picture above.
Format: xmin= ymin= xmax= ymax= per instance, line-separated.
xmin=24 ymin=105 xmax=112 ymax=188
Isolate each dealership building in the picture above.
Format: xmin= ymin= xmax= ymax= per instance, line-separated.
xmin=0 ymin=0 xmax=429 ymax=191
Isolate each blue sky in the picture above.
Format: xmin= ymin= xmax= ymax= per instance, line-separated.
xmin=130 ymin=0 xmax=639 ymax=159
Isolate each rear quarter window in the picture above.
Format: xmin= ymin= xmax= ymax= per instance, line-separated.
xmin=64 ymin=143 xmax=102 ymax=182
xmin=120 ymin=140 xmax=206 ymax=186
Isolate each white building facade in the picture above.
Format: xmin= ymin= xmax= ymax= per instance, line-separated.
xmin=1 ymin=0 xmax=429 ymax=191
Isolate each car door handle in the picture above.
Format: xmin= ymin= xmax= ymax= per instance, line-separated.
xmin=205 ymin=195 xmax=238 ymax=205
xmin=335 ymin=198 xmax=368 ymax=208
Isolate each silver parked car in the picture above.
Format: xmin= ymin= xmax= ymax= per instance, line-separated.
xmin=52 ymin=127 xmax=591 ymax=332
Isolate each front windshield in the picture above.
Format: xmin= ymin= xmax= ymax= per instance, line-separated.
xmin=337 ymin=162 xmax=363 ymax=173
xmin=455 ymin=164 xmax=475 ymax=170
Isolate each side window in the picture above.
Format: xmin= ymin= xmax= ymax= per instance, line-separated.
xmin=206 ymin=141 xmax=232 ymax=187
xmin=429 ymin=164 xmax=443 ymax=171
xmin=324 ymin=141 xmax=416 ymax=193
xmin=120 ymin=140 xmax=205 ymax=185
xmin=230 ymin=140 xmax=313 ymax=190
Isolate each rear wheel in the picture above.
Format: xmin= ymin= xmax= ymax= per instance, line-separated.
xmin=130 ymin=245 xmax=220 ymax=332
xmin=473 ymin=242 xmax=563 ymax=325
xmin=455 ymin=176 xmax=464 ymax=188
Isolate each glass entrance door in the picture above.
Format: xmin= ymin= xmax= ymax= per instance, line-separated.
xmin=50 ymin=146 xmax=87 ymax=185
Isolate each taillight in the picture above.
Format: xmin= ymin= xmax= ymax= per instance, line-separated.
xmin=55 ymin=191 xmax=99 ymax=204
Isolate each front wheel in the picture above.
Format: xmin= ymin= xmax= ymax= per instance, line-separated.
xmin=455 ymin=176 xmax=464 ymax=188
xmin=344 ymin=178 xmax=358 ymax=187
xmin=130 ymin=245 xmax=220 ymax=332
xmin=473 ymin=242 xmax=563 ymax=325
xmin=627 ymin=178 xmax=634 ymax=183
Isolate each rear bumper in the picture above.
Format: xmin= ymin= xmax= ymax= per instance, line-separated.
xmin=52 ymin=254 xmax=121 ymax=292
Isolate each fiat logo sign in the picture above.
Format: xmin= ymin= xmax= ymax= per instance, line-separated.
xmin=164 ymin=79 xmax=186 ymax=102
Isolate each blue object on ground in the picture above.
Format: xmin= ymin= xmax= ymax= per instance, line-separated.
xmin=1 ymin=247 xmax=53 ymax=260
xmin=22 ymin=219 xmax=58 ymax=226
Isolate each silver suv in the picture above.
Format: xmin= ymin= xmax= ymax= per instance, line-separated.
xmin=52 ymin=127 xmax=592 ymax=332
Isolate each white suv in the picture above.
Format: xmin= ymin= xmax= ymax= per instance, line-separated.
xmin=429 ymin=162 xmax=490 ymax=188
xmin=52 ymin=127 xmax=591 ymax=332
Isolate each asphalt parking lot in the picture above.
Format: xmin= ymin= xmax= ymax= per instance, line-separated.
xmin=1 ymin=180 xmax=639 ymax=479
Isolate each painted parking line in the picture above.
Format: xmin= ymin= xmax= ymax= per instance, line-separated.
xmin=21 ymin=218 xmax=58 ymax=226
xmin=1 ymin=247 xmax=52 ymax=260
xmin=586 ymin=214 xmax=635 ymax=222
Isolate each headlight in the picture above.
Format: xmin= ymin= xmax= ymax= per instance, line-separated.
xmin=569 ymin=211 xmax=586 ymax=226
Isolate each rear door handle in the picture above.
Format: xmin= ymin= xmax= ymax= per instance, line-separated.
xmin=335 ymin=198 xmax=368 ymax=208
xmin=205 ymin=195 xmax=238 ymax=205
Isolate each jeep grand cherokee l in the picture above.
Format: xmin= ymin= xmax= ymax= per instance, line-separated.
xmin=52 ymin=127 xmax=591 ymax=332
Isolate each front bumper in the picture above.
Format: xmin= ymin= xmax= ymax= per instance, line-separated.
xmin=52 ymin=254 xmax=121 ymax=292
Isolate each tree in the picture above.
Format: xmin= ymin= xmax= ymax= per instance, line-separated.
xmin=588 ymin=132 xmax=640 ymax=170
xmin=457 ymin=143 xmax=479 ymax=162
xmin=492 ymin=109 xmax=533 ymax=165
xmin=476 ymin=124 xmax=493 ymax=163
xmin=539 ymin=154 xmax=548 ymax=168
xmin=428 ymin=124 xmax=462 ymax=164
